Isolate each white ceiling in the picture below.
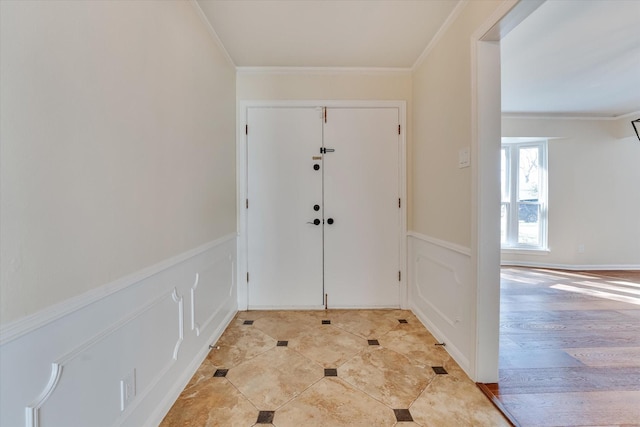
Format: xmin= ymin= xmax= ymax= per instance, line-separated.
xmin=501 ymin=0 xmax=640 ymax=117
xmin=196 ymin=0 xmax=640 ymax=117
xmin=196 ymin=0 xmax=459 ymax=68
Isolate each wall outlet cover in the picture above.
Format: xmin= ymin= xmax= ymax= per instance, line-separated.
xmin=120 ymin=369 xmax=136 ymax=411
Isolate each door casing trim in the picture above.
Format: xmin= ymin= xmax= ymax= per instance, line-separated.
xmin=236 ymin=100 xmax=407 ymax=310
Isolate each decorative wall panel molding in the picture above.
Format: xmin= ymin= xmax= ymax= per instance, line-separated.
xmin=414 ymin=255 xmax=463 ymax=328
xmin=172 ymin=289 xmax=184 ymax=361
xmin=0 ymin=235 xmax=235 ymax=346
xmin=0 ymin=234 xmax=237 ymax=427
xmin=408 ymin=233 xmax=472 ymax=374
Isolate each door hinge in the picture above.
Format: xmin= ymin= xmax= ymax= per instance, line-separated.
xmin=246 ymin=199 xmax=248 ymax=209
xmin=245 ymin=124 xmax=248 ymax=135
xmin=324 ymin=107 xmax=327 ymax=123
xmin=398 ymin=124 xmax=401 ymax=135
xmin=398 ymin=271 xmax=401 ymax=281
xmin=398 ymin=198 xmax=401 ymax=208
xmin=247 ymin=272 xmax=249 ymax=282
xmin=320 ymin=147 xmax=335 ymax=154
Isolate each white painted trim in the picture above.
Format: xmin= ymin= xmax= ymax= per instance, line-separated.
xmin=410 ymin=302 xmax=470 ymax=374
xmin=25 ymin=287 xmax=182 ymax=427
xmin=407 ymin=234 xmax=473 ymax=375
xmin=145 ymin=308 xmax=236 ymax=427
xmin=501 ymin=260 xmax=640 ymax=271
xmin=236 ymin=66 xmax=412 ymax=76
xmin=398 ymin=103 xmax=408 ymax=309
xmin=0 ymin=233 xmax=237 ymax=346
xmin=502 ymin=248 xmax=551 ymax=255
xmin=190 ymin=274 xmax=201 ymax=336
xmin=126 ymin=304 xmax=235 ymax=427
xmin=25 ymin=363 xmax=61 ymax=427
xmin=189 ymin=0 xmax=236 ymax=68
xmin=411 ymin=0 xmax=469 ymax=71
xmin=617 ymin=110 xmax=640 ymax=120
xmin=469 ymin=0 xmax=519 ymax=383
xmin=237 ymin=100 xmax=407 ymax=310
xmin=407 ymin=232 xmax=471 ymax=257
xmin=236 ymin=101 xmax=248 ymax=311
xmin=171 ymin=289 xmax=184 ymax=361
xmin=502 ymin=110 xmax=640 ymax=121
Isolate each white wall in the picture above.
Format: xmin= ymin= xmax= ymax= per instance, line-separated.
xmin=411 ymin=0 xmax=503 ymax=247
xmin=0 ymin=0 xmax=237 ymax=325
xmin=409 ymin=0 xmax=504 ymax=381
xmin=502 ymin=116 xmax=640 ymax=268
xmin=237 ymin=70 xmax=412 ymax=101
xmin=0 ymin=1 xmax=238 ymax=425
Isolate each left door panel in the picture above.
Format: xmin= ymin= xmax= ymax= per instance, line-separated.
xmin=247 ymin=107 xmax=324 ymax=308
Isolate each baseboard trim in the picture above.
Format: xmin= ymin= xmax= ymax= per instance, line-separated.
xmin=501 ymin=260 xmax=640 ymax=271
xmin=144 ymin=308 xmax=237 ymax=427
xmin=410 ymin=302 xmax=470 ymax=375
xmin=0 ymin=233 xmax=237 ymax=346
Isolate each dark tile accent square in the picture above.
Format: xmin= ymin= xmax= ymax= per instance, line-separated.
xmin=322 ymin=320 xmax=331 ymax=325
xmin=394 ymin=409 xmax=414 ymax=422
xmin=324 ymin=368 xmax=338 ymax=377
xmin=398 ymin=319 xmax=408 ymax=324
xmin=256 ymin=410 xmax=275 ymax=424
xmin=213 ymin=368 xmax=228 ymax=377
xmin=368 ymin=339 xmax=380 ymax=346
xmin=243 ymin=320 xmax=254 ymax=325
xmin=277 ymin=340 xmax=288 ymax=347
xmin=432 ymin=366 xmax=448 ymax=375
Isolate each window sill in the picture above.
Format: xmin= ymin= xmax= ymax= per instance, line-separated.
xmin=501 ymin=247 xmax=550 ymax=256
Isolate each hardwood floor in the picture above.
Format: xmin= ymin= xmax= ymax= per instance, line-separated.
xmin=484 ymin=267 xmax=640 ymax=427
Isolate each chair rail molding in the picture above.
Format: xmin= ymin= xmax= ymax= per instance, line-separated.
xmin=0 ymin=234 xmax=238 ymax=427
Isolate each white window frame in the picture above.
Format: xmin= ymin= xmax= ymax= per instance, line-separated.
xmin=501 ymin=137 xmax=548 ymax=251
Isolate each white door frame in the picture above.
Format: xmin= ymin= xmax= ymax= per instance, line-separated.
xmin=470 ymin=0 xmax=544 ymax=382
xmin=237 ymin=100 xmax=407 ymax=311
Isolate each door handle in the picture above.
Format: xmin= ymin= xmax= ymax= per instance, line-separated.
xmin=327 ymin=218 xmax=334 ymax=225
xmin=307 ymin=219 xmax=321 ymax=225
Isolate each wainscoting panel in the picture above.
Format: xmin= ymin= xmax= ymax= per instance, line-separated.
xmin=0 ymin=235 xmax=237 ymax=427
xmin=408 ymin=232 xmax=473 ymax=374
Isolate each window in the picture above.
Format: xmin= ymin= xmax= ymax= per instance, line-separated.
xmin=501 ymin=138 xmax=547 ymax=250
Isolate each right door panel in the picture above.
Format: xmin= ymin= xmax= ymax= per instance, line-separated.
xmin=323 ymin=108 xmax=400 ymax=307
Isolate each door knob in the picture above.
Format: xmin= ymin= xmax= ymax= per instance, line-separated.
xmin=307 ymin=219 xmax=321 ymax=225
xmin=327 ymin=218 xmax=334 ymax=225
xmin=313 ymin=164 xmax=320 ymax=171
xmin=313 ymin=204 xmax=320 ymax=211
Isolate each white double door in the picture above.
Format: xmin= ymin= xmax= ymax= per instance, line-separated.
xmin=247 ymin=106 xmax=400 ymax=309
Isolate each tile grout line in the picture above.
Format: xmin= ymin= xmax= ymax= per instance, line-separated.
xmin=181 ymin=310 xmax=506 ymax=426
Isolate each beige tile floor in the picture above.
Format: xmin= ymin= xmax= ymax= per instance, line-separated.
xmin=160 ymin=310 xmax=510 ymax=427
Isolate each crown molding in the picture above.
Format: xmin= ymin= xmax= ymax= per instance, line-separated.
xmin=190 ymin=0 xmax=236 ymax=69
xmin=412 ymin=0 xmax=469 ymax=72
xmin=236 ymin=66 xmax=412 ymax=76
xmin=502 ymin=111 xmax=640 ymax=121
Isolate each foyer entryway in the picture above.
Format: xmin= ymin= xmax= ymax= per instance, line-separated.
xmin=244 ymin=104 xmax=403 ymax=309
